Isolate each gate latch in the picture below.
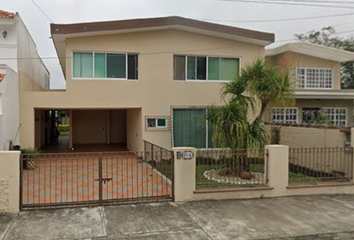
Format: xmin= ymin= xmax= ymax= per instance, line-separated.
xmin=95 ymin=177 xmax=113 ymax=184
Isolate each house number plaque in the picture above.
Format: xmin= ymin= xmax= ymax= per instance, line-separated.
xmin=177 ymin=151 xmax=194 ymax=160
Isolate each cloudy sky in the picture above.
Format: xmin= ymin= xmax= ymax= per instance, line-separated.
xmin=2 ymin=0 xmax=354 ymax=89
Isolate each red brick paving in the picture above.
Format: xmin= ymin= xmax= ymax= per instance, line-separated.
xmin=22 ymin=153 xmax=172 ymax=205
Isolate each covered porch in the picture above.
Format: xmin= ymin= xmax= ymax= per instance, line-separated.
xmin=34 ymin=108 xmax=142 ymax=153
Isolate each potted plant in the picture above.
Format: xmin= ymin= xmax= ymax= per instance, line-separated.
xmin=8 ymin=139 xmax=13 ymax=150
xmin=21 ymin=148 xmax=39 ymax=170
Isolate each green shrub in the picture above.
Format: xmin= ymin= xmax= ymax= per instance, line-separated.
xmin=58 ymin=124 xmax=69 ymax=132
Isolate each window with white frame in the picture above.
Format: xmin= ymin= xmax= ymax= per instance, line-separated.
xmin=271 ymin=108 xmax=298 ymax=124
xmin=296 ymin=68 xmax=332 ymax=89
xmin=146 ymin=118 xmax=168 ymax=129
xmin=73 ymin=52 xmax=138 ymax=79
xmin=173 ymin=55 xmax=240 ymax=81
xmin=323 ymin=108 xmax=347 ymax=126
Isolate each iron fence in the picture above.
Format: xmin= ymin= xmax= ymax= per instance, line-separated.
xmin=289 ymin=147 xmax=353 ymax=184
xmin=20 ymin=150 xmax=173 ymax=210
xmin=196 ymin=149 xmax=268 ymax=190
xmin=143 ymin=141 xmax=173 ymax=181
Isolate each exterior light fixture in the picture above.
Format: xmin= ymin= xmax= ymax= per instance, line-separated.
xmin=2 ymin=30 xmax=7 ymax=39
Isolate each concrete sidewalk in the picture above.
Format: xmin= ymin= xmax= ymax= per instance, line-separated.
xmin=2 ymin=195 xmax=354 ymax=240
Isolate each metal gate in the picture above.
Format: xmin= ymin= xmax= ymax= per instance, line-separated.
xmin=20 ymin=150 xmax=174 ymax=210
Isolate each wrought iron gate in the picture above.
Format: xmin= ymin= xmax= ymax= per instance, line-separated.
xmin=20 ymin=151 xmax=174 ymax=210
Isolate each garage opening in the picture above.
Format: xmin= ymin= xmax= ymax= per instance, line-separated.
xmin=35 ymin=109 xmax=133 ymax=152
xmin=72 ymin=109 xmax=127 ymax=151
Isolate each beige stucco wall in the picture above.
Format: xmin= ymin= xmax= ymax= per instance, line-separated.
xmin=20 ymin=29 xmax=265 ymax=149
xmin=0 ymin=151 xmax=20 ymax=213
xmin=266 ymin=125 xmax=347 ymax=148
xmin=266 ymin=52 xmax=341 ymax=90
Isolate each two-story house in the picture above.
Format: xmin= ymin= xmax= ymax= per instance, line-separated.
xmin=19 ymin=16 xmax=274 ymax=151
xmin=265 ymin=42 xmax=354 ymax=127
xmin=0 ymin=9 xmax=49 ymax=150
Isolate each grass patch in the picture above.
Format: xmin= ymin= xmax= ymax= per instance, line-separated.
xmin=196 ymin=163 xmax=265 ymax=189
xmin=289 ymin=172 xmax=319 ymax=183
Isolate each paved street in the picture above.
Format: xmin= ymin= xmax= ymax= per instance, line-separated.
xmin=2 ymin=195 xmax=354 ymax=240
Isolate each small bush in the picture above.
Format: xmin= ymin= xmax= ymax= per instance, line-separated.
xmin=58 ymin=124 xmax=69 ymax=132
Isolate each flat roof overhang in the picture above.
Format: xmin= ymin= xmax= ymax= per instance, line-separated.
xmin=295 ymin=90 xmax=354 ymax=100
xmin=51 ymin=16 xmax=275 ymax=78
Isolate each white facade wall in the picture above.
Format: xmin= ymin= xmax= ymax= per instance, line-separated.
xmin=0 ymin=14 xmax=49 ymax=149
xmin=0 ymin=18 xmax=18 ymax=72
xmin=0 ymin=65 xmax=19 ymax=150
xmin=17 ymin=16 xmax=50 ymax=90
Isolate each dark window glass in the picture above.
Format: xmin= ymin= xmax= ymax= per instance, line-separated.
xmin=196 ymin=57 xmax=206 ymax=80
xmin=128 ymin=54 xmax=138 ymax=80
xmin=107 ymin=54 xmax=126 ymax=78
xmin=302 ymin=108 xmax=321 ymax=123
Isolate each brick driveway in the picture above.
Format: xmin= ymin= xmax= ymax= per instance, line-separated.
xmin=22 ymin=153 xmax=172 ymax=207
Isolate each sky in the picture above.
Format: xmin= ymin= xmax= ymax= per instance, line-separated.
xmin=2 ymin=0 xmax=354 ymax=89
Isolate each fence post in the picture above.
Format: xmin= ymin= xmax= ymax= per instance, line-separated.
xmin=173 ymin=147 xmax=197 ymax=202
xmin=0 ymin=151 xmax=20 ymax=213
xmin=265 ymin=145 xmax=289 ymax=197
xmin=350 ymin=128 xmax=354 ymax=182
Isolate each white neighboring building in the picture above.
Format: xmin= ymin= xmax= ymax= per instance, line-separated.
xmin=0 ymin=9 xmax=49 ymax=150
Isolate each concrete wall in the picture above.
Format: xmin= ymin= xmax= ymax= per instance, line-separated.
xmin=266 ymin=125 xmax=347 ymax=148
xmin=20 ymin=29 xmax=265 ymax=149
xmin=173 ymin=144 xmax=354 ymax=203
xmin=0 ymin=65 xmax=20 ymax=150
xmin=0 ymin=151 xmax=20 ymax=213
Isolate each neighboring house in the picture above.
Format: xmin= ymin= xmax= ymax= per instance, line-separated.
xmin=265 ymin=42 xmax=354 ymax=127
xmin=0 ymin=9 xmax=50 ymax=150
xmin=19 ymin=16 xmax=274 ymax=151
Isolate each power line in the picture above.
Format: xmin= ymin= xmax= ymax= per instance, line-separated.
xmin=30 ymin=0 xmax=53 ymax=23
xmin=216 ymin=0 xmax=354 ymax=9
xmin=200 ymin=12 xmax=354 ymax=23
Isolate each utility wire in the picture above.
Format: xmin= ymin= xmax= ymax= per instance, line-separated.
xmin=30 ymin=0 xmax=53 ymax=23
xmin=200 ymin=12 xmax=354 ymax=23
xmin=217 ymin=0 xmax=354 ymax=9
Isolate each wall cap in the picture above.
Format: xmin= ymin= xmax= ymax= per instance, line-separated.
xmin=0 ymin=151 xmax=20 ymax=154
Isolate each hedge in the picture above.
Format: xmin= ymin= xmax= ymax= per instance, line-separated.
xmin=58 ymin=124 xmax=69 ymax=132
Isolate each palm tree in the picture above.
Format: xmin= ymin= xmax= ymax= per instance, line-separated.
xmin=208 ymin=58 xmax=294 ymax=150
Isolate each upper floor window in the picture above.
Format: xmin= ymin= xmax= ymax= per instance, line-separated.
xmin=73 ymin=52 xmax=138 ymax=80
xmin=174 ymin=55 xmax=240 ymax=81
xmin=296 ymin=68 xmax=332 ymax=89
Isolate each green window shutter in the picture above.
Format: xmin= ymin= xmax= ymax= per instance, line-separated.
xmin=94 ymin=53 xmax=106 ymax=78
xmin=107 ymin=54 xmax=126 ymax=78
xmin=208 ymin=57 xmax=220 ymax=80
xmin=220 ymin=58 xmax=239 ymax=80
xmin=173 ymin=109 xmax=206 ymax=148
